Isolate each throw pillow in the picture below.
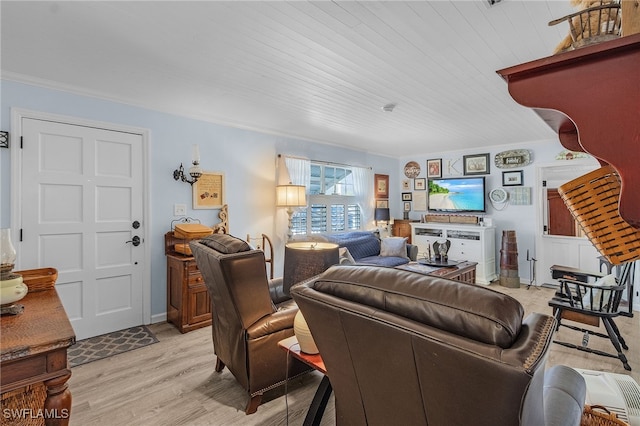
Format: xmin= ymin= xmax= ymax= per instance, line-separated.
xmin=582 ymin=273 xmax=616 ymax=310
xmin=339 ymin=247 xmax=356 ymax=265
xmin=380 ymin=237 xmax=408 ymax=259
xmin=199 ymin=234 xmax=251 ymax=254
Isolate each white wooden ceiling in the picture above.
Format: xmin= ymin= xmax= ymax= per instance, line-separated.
xmin=1 ymin=1 xmax=576 ymax=157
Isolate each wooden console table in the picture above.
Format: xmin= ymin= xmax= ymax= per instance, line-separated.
xmin=1 ymin=268 xmax=75 ymax=425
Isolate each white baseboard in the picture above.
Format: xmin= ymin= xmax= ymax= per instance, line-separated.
xmin=151 ymin=312 xmax=167 ymax=324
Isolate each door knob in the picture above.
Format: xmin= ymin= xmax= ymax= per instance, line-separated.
xmin=126 ymin=236 xmax=141 ymax=246
xmin=132 ymin=220 xmax=140 ymax=229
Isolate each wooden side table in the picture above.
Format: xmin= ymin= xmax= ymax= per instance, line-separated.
xmin=278 ymin=336 xmax=331 ymax=426
xmin=1 ymin=268 xmax=76 ymax=425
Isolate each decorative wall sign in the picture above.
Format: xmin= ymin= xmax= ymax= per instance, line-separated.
xmin=494 ymin=149 xmax=532 ymax=169
xmin=446 ymin=158 xmax=462 ymax=176
xmin=404 ymin=161 xmax=421 ymax=178
xmin=193 ymin=172 xmax=225 ymax=209
xmin=555 ymin=149 xmax=591 ymax=160
xmin=413 ymin=191 xmax=427 ymax=211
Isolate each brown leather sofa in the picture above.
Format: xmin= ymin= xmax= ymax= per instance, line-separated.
xmin=292 ymin=265 xmax=586 ymax=426
xmin=190 ymin=234 xmax=311 ymax=414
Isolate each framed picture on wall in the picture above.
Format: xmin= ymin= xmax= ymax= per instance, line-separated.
xmin=402 ymin=192 xmax=412 ymax=201
xmin=427 ymin=158 xmax=442 ymax=178
xmin=193 ymin=171 xmax=225 ymax=209
xmin=463 ymin=153 xmax=490 ymax=175
xmin=403 ymin=201 xmax=411 ymax=212
xmin=414 ymin=178 xmax=426 ymax=190
xmin=502 ymin=170 xmax=524 ymax=186
xmin=402 ymin=179 xmax=411 ymax=190
xmin=376 ymin=199 xmax=389 ymax=208
xmin=375 ymin=174 xmax=389 ymax=199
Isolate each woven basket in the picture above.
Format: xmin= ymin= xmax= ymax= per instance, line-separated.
xmin=0 ymin=384 xmax=47 ymax=426
xmin=582 ymin=404 xmax=629 ymax=426
xmin=559 ymin=165 xmax=640 ymax=265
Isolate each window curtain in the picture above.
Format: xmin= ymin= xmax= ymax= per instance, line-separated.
xmin=352 ymin=166 xmax=374 ymax=228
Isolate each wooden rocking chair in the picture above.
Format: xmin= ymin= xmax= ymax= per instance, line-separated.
xmin=549 ymin=262 xmax=634 ymax=370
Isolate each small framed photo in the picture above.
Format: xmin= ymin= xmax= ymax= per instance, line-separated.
xmin=402 ymin=179 xmax=411 ymax=190
xmin=403 ymin=201 xmax=411 ymax=212
xmin=376 ymin=199 xmax=389 ymax=208
xmin=463 ymin=153 xmax=490 ymax=175
xmin=402 ymin=192 xmax=412 ymax=201
xmin=427 ymin=158 xmax=442 ymax=178
xmin=414 ymin=178 xmax=426 ymax=190
xmin=375 ymin=174 xmax=389 ymax=199
xmin=502 ymin=170 xmax=524 ymax=186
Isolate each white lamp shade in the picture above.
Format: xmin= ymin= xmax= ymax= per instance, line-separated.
xmin=276 ymin=185 xmax=307 ymax=207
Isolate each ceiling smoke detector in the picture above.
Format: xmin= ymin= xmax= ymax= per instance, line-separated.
xmin=382 ymin=103 xmax=397 ymax=112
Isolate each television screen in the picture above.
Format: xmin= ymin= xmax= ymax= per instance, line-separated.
xmin=428 ymin=177 xmax=486 ymax=213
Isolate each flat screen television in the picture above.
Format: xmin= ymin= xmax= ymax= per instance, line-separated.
xmin=428 ymin=177 xmax=486 ymax=213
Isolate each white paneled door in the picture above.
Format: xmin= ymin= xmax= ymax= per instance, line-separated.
xmin=19 ymin=117 xmax=145 ymax=340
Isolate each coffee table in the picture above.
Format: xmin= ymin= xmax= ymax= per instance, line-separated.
xmin=396 ymin=260 xmax=478 ymax=283
xmin=278 ymin=335 xmax=331 ymax=426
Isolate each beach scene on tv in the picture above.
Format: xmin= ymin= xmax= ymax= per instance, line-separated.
xmin=428 ymin=178 xmax=485 ymax=212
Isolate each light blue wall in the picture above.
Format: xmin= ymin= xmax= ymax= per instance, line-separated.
xmin=0 ymin=79 xmax=398 ymax=319
xmin=399 ymin=140 xmax=583 ymax=283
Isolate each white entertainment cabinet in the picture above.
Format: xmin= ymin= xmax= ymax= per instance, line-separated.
xmin=411 ymin=223 xmax=497 ymax=285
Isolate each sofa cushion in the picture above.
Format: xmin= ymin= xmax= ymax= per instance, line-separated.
xmin=199 ymin=234 xmax=251 ymax=254
xmin=380 ymin=237 xmax=409 ymax=259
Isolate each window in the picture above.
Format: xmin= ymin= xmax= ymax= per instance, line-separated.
xmin=291 ymin=163 xmax=362 ymax=235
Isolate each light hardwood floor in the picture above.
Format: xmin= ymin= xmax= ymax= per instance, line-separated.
xmin=69 ymin=283 xmax=640 ymax=426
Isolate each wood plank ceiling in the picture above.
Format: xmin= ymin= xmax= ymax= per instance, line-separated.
xmin=0 ymin=1 xmax=576 ymax=157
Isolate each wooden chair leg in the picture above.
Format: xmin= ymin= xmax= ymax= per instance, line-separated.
xmin=245 ymin=394 xmax=262 ymax=415
xmin=215 ymin=357 xmax=225 ymax=372
xmin=602 ymin=318 xmax=632 ymax=371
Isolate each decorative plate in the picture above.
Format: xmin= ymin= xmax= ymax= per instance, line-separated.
xmin=404 ymin=161 xmax=421 ymax=178
xmin=494 ymin=149 xmax=532 ymax=169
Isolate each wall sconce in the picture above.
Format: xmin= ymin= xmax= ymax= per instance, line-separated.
xmin=173 ymin=144 xmax=202 ymax=185
xmin=276 ymin=184 xmax=307 ymax=241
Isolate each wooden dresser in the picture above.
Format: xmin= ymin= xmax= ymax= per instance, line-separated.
xmin=165 ymin=232 xmax=212 ymax=333
xmin=1 ymin=268 xmax=75 ymax=425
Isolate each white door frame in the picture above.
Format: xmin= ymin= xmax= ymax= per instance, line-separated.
xmin=534 ymin=159 xmax=600 ymax=286
xmin=10 ymin=108 xmax=152 ymax=325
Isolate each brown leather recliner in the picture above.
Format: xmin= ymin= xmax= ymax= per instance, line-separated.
xmin=292 ymin=265 xmax=586 ymax=426
xmin=190 ymin=234 xmax=311 ymax=414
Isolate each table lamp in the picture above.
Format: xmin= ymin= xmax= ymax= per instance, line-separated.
xmin=1 ymin=228 xmax=27 ymax=314
xmin=276 ymin=184 xmax=306 ymax=241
